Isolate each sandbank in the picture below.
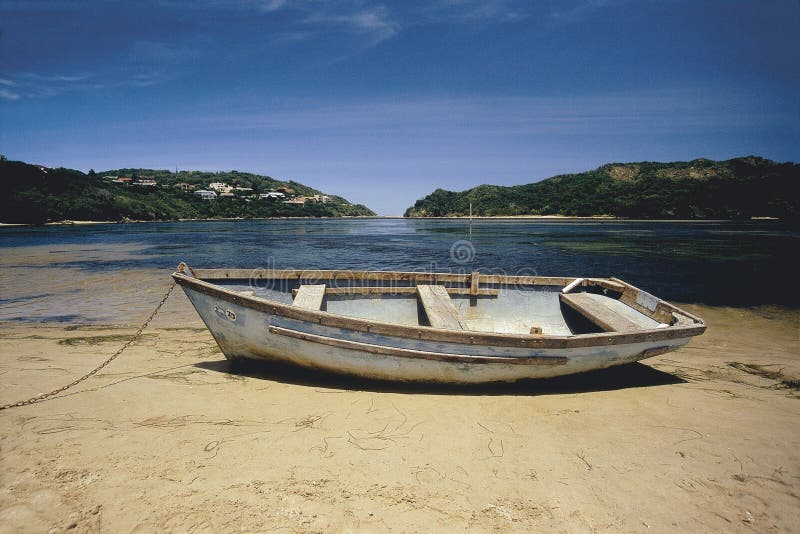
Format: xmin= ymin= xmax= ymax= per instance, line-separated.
xmin=1 ymin=299 xmax=798 ymax=531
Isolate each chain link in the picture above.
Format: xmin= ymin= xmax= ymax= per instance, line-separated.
xmin=0 ymin=280 xmax=177 ymax=411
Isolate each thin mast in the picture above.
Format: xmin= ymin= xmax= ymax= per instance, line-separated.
xmin=469 ymin=202 xmax=472 ymax=240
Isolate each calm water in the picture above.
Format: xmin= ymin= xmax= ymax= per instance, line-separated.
xmin=0 ymin=219 xmax=798 ymax=324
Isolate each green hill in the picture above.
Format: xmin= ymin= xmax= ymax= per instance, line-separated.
xmin=0 ymin=158 xmax=375 ymax=224
xmin=404 ymin=157 xmax=800 ymax=220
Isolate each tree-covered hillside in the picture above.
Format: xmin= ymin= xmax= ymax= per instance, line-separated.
xmin=404 ymin=157 xmax=799 ymax=220
xmin=101 ymin=167 xmax=347 ymax=201
xmin=0 ymin=159 xmax=375 ymax=224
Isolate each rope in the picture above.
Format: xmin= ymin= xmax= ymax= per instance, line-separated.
xmin=0 ymin=279 xmax=177 ymax=411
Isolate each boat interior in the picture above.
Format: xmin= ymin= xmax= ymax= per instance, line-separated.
xmin=185 ymin=268 xmax=702 ymax=337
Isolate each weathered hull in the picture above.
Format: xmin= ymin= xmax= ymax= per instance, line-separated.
xmin=180 ymin=284 xmax=693 ymax=384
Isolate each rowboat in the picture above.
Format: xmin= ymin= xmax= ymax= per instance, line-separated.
xmin=172 ymin=264 xmax=705 ymax=384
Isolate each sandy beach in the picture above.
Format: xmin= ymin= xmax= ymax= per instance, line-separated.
xmin=1 ymin=294 xmax=798 ymax=532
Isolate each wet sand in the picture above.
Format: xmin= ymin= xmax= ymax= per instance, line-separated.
xmin=1 ymin=295 xmax=798 ymax=532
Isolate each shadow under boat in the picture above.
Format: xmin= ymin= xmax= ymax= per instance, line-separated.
xmin=193 ymin=358 xmax=685 ymax=396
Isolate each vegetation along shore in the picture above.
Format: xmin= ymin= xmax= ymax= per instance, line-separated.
xmin=0 ymin=158 xmax=375 ymax=224
xmin=405 ymin=157 xmax=799 ymax=220
xmin=2 ymin=156 xmax=798 ymax=224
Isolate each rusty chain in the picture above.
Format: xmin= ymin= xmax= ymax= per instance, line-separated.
xmin=0 ymin=279 xmax=177 ymax=411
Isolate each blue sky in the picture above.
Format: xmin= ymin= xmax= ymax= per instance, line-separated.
xmin=1 ymin=0 xmax=798 ymax=215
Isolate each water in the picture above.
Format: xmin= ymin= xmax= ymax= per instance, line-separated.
xmin=0 ymin=219 xmax=797 ymax=324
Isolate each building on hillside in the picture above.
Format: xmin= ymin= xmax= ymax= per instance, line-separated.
xmin=133 ymin=179 xmax=157 ymax=187
xmin=112 ymin=177 xmax=132 ymax=185
xmin=195 ymin=190 xmax=217 ymax=200
xmin=234 ymin=187 xmax=253 ymax=194
xmin=219 ymin=192 xmax=235 ymax=198
xmin=258 ymin=192 xmax=286 ymax=200
xmin=310 ymin=194 xmax=331 ymax=203
xmin=175 ymin=182 xmax=195 ymax=192
xmin=283 ymin=196 xmax=308 ymax=205
xmin=208 ymin=182 xmax=232 ymax=193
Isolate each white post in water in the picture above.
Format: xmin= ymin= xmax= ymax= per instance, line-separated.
xmin=469 ymin=202 xmax=472 ymax=240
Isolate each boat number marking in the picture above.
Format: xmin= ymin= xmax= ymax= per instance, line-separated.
xmin=214 ymin=305 xmax=237 ymax=321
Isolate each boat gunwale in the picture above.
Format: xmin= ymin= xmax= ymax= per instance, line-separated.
xmin=172 ymin=269 xmax=706 ymax=349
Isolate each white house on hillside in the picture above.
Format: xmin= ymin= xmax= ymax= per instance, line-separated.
xmin=258 ymin=192 xmax=286 ymax=200
xmin=208 ymin=182 xmax=232 ymax=193
xmin=195 ymin=190 xmax=217 ymax=200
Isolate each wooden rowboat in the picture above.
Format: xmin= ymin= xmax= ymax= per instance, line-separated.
xmin=172 ymin=264 xmax=705 ymax=384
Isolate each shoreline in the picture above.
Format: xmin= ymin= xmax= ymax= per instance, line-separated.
xmin=0 ymin=215 xmax=786 ymax=227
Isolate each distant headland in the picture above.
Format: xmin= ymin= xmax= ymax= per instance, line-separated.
xmin=0 ymin=157 xmax=375 ymax=225
xmin=404 ymin=157 xmax=799 ymax=221
xmin=2 ymin=156 xmax=798 ymax=225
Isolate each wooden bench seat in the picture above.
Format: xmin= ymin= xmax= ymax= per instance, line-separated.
xmin=416 ymin=285 xmax=467 ymax=330
xmin=560 ymin=292 xmax=655 ymax=332
xmin=293 ymin=284 xmax=326 ymax=310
